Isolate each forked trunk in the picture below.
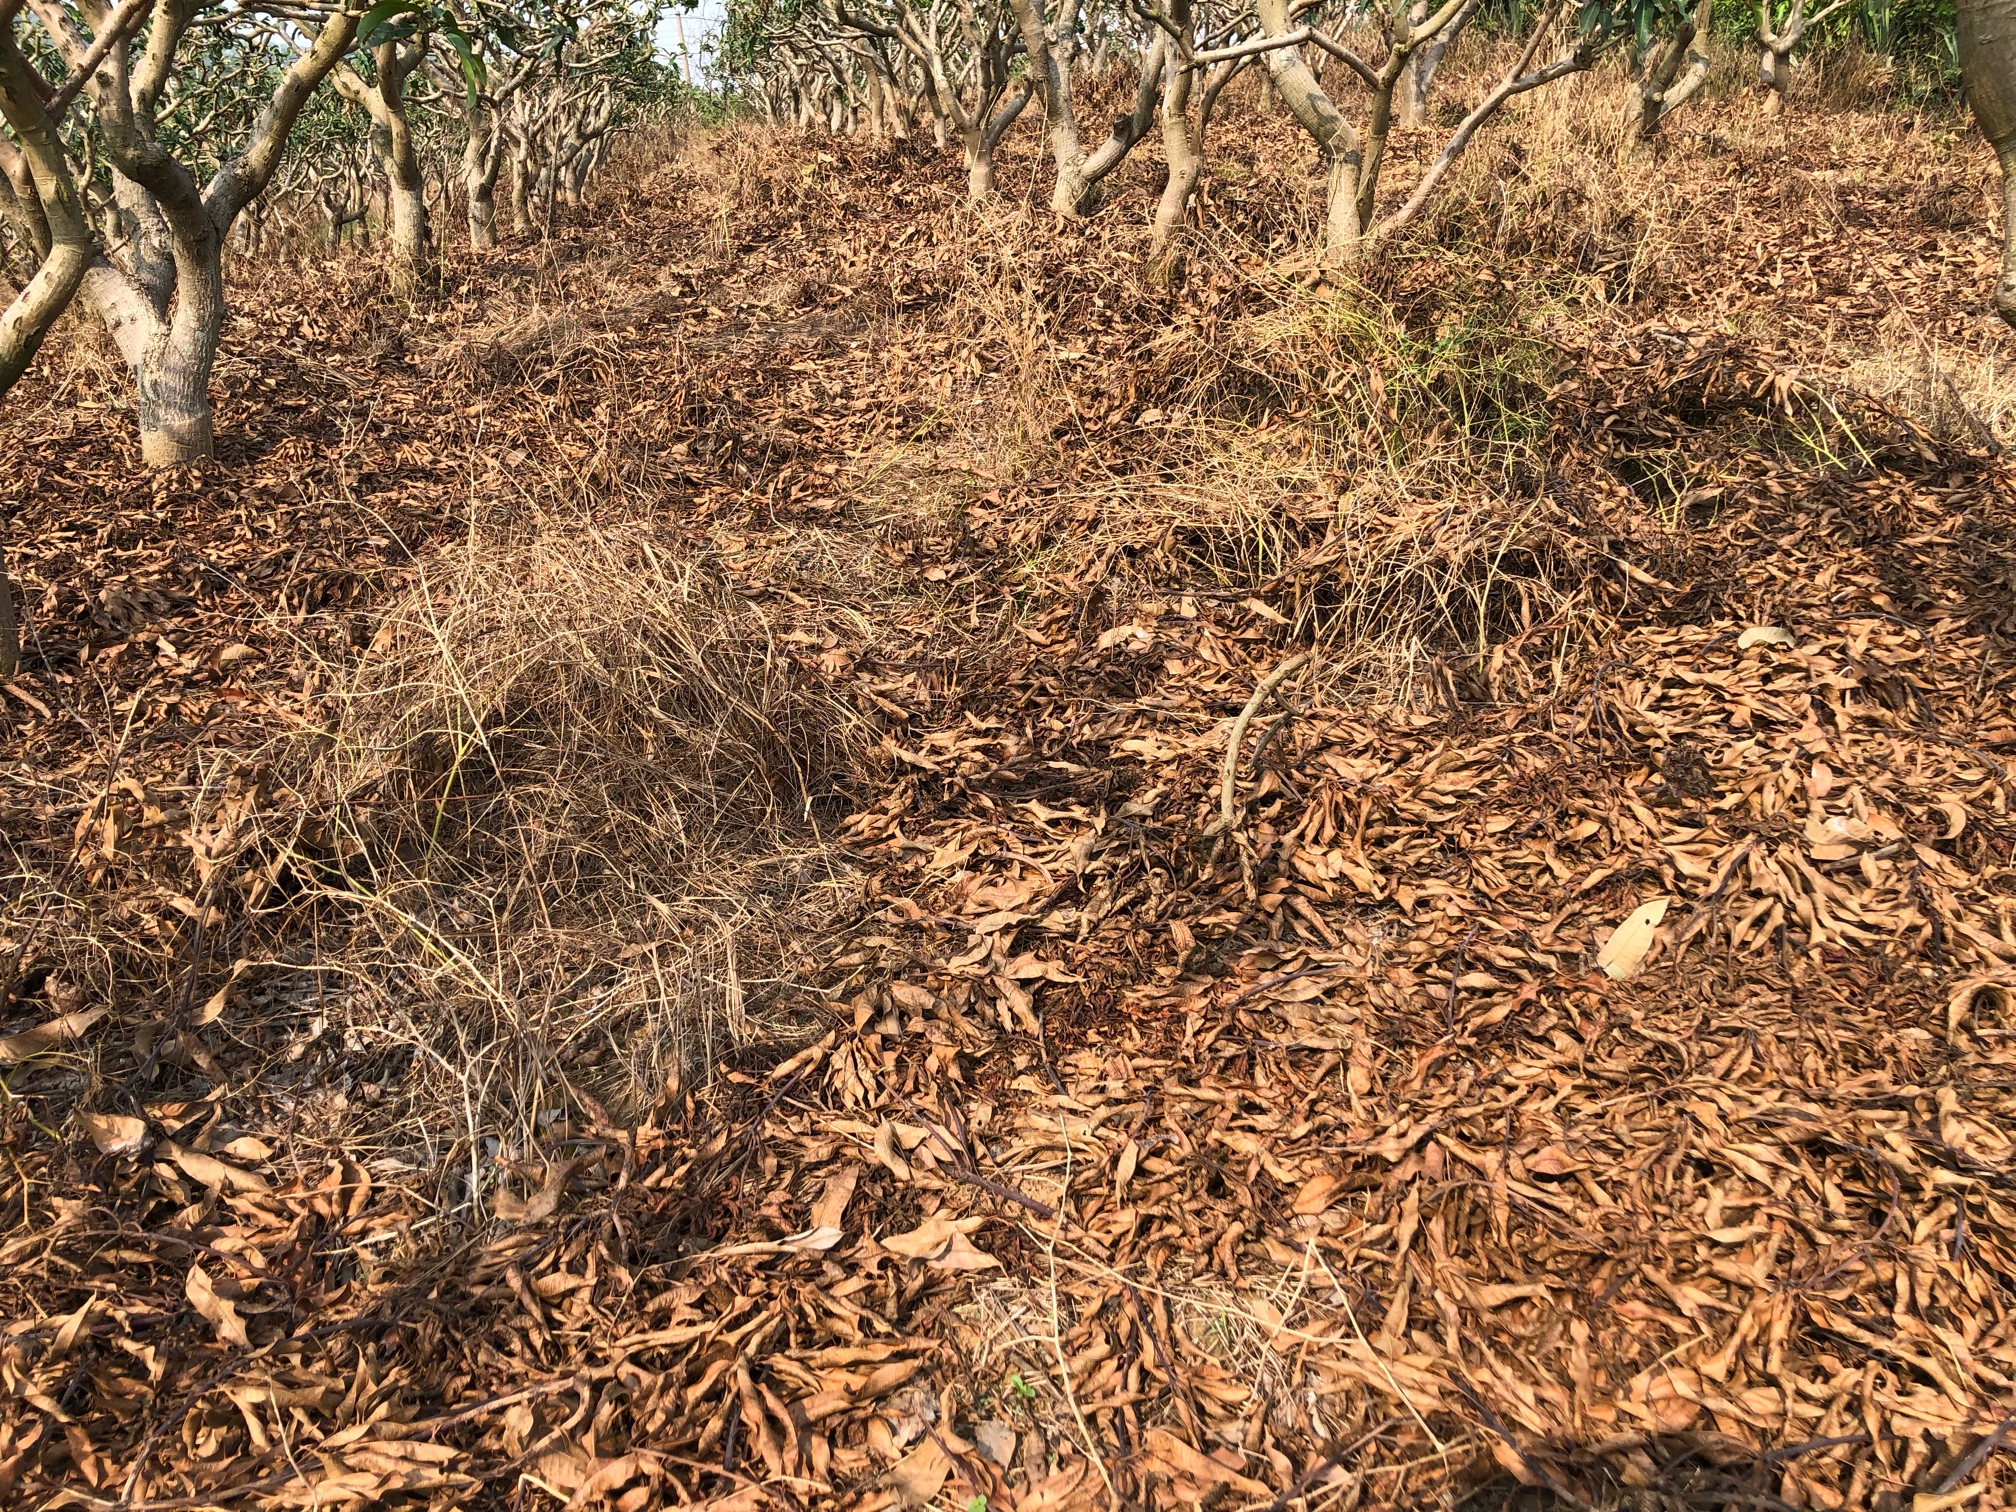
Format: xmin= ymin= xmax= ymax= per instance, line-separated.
xmin=45 ymin=0 xmax=358 ymax=463
xmin=1636 ymin=0 xmax=1713 ymax=140
xmin=1257 ymin=0 xmax=1368 ymax=258
xmin=83 ymin=211 xmax=226 ymax=466
xmin=0 ymin=40 xmax=94 ymax=400
xmin=958 ymin=88 xmax=1028 ymax=202
xmin=1396 ymin=0 xmax=1479 ymax=127
xmin=1959 ymin=0 xmax=2016 ymax=325
xmin=1007 ymin=0 xmax=1163 ymax=216
xmin=338 ymin=40 xmax=431 ymax=295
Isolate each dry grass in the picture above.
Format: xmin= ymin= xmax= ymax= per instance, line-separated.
xmin=256 ymin=504 xmax=876 ymax=1200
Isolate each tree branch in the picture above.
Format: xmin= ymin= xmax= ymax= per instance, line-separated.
xmin=1375 ymin=47 xmax=1588 ymax=237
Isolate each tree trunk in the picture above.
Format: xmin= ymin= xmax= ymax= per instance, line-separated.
xmin=136 ymin=326 xmax=216 ymax=465
xmin=1006 ymin=0 xmax=1163 ymax=219
xmin=959 ymin=87 xmax=1029 ymax=202
xmin=1257 ymin=0 xmax=1367 ymax=255
xmin=1958 ymin=0 xmax=2016 ymax=326
xmin=1150 ymin=12 xmax=1199 ymax=276
xmin=1398 ymin=0 xmax=1478 ymax=128
xmin=1006 ymin=0 xmax=1086 ymax=214
xmin=83 ymin=212 xmax=225 ymax=467
xmin=1759 ymin=46 xmax=1790 ymax=111
xmin=465 ymin=128 xmax=500 ymax=250
xmin=337 ymin=40 xmax=430 ymax=295
xmin=1637 ymin=0 xmax=1713 ymax=139
xmin=0 ymin=42 xmax=94 ymax=399
xmin=1323 ymin=154 xmax=1366 ymax=251
xmin=38 ymin=0 xmax=358 ymax=463
xmin=507 ymin=142 xmax=533 ymax=234
xmin=559 ymin=146 xmax=584 ymax=209
xmin=1397 ymin=1 xmax=1434 ymax=127
xmin=964 ymin=127 xmax=997 ymax=199
xmin=864 ymin=60 xmax=888 ymax=139
xmin=376 ymin=123 xmax=428 ymax=292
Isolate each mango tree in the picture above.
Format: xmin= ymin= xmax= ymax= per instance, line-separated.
xmin=21 ymin=0 xmax=361 ymax=463
xmin=1255 ymin=0 xmax=1608 ymax=255
xmin=1754 ymin=0 xmax=1854 ymax=113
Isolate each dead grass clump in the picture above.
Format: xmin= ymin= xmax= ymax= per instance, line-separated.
xmin=1809 ymin=37 xmax=1912 ymax=111
xmin=284 ymin=510 xmax=865 ymax=1178
xmin=910 ymin=200 xmax=1607 ymax=706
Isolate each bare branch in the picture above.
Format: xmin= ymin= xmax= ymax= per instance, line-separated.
xmin=1304 ymin=29 xmax=1382 ymax=91
xmin=42 ymin=0 xmax=151 ymax=120
xmin=1190 ymin=26 xmax=1311 ymax=66
xmin=1376 ymin=44 xmax=1588 ymax=236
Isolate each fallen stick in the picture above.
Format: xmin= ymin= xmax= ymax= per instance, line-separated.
xmin=1213 ymin=651 xmax=1312 ymax=836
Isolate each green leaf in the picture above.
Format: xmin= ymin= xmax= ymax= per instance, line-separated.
xmin=443 ymin=28 xmax=487 ymax=105
xmin=358 ymin=0 xmax=422 ymax=47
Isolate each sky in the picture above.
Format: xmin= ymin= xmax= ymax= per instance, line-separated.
xmin=657 ymin=0 xmax=729 ymax=85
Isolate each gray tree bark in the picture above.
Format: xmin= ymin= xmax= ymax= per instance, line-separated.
xmin=1635 ymin=0 xmax=1713 ymax=139
xmin=1006 ymin=0 xmax=1163 ymax=215
xmin=1151 ymin=34 xmax=1201 ymax=271
xmin=1959 ymin=0 xmax=2016 ymax=326
xmin=0 ymin=24 xmax=92 ymax=401
xmin=1755 ymin=0 xmax=1849 ymax=114
xmin=335 ymin=37 xmax=432 ymax=296
xmin=1396 ymin=0 xmax=1480 ymax=128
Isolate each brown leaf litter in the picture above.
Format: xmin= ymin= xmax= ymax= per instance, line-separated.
xmin=4 ymin=95 xmax=2016 ymax=1510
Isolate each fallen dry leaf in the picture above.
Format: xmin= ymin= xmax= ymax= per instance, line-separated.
xmin=888 ymin=1434 xmax=951 ymax=1508
xmin=78 ymin=1112 xmax=147 ymax=1158
xmin=185 ymin=1263 xmax=248 ymax=1349
xmin=491 ymin=1158 xmax=576 ymax=1224
xmin=879 ymin=1215 xmax=998 ymax=1271
xmin=1597 ymin=897 xmax=1670 ymax=979
xmin=0 ymin=1007 xmax=108 ymax=1064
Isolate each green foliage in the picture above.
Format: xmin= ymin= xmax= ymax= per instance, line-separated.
xmin=1704 ymin=0 xmax=1959 ymax=71
xmin=720 ymin=0 xmax=812 ymax=73
xmin=1858 ymin=0 xmax=1957 ymax=61
xmin=1576 ymin=0 xmax=1700 ymax=58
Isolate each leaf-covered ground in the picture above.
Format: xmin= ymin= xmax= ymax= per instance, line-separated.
xmin=5 ymin=81 xmax=2016 ymax=1511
